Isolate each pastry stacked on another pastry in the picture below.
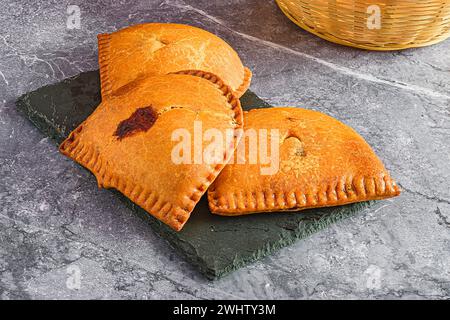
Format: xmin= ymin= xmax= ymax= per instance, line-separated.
xmin=60 ymin=23 xmax=400 ymax=231
xmin=61 ymin=23 xmax=250 ymax=231
xmin=98 ymin=23 xmax=252 ymax=99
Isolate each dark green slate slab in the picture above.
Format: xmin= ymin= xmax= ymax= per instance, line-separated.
xmin=16 ymin=71 xmax=371 ymax=279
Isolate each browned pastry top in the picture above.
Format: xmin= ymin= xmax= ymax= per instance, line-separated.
xmin=208 ymin=107 xmax=401 ymax=215
xmin=60 ymin=71 xmax=243 ymax=231
xmin=98 ymin=23 xmax=252 ymax=98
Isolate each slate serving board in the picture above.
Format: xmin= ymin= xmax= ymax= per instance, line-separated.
xmin=16 ymin=70 xmax=371 ymax=279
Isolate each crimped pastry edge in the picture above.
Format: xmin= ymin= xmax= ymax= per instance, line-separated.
xmin=97 ymin=33 xmax=113 ymax=99
xmin=60 ymin=70 xmax=244 ymax=231
xmin=208 ymin=173 xmax=401 ymax=215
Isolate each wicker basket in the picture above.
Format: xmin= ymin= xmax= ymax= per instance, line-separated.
xmin=276 ymin=0 xmax=450 ymax=50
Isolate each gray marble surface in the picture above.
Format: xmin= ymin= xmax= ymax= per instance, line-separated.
xmin=0 ymin=0 xmax=449 ymax=300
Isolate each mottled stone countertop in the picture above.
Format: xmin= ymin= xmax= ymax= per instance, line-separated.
xmin=1 ymin=0 xmax=449 ymax=299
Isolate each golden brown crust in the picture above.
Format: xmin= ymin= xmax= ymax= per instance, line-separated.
xmin=60 ymin=71 xmax=243 ymax=231
xmin=235 ymin=67 xmax=252 ymax=98
xmin=97 ymin=23 xmax=251 ymax=99
xmin=208 ymin=107 xmax=401 ymax=215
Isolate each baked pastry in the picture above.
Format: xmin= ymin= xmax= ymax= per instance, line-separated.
xmin=208 ymin=107 xmax=401 ymax=215
xmin=98 ymin=23 xmax=252 ymax=99
xmin=60 ymin=71 xmax=243 ymax=231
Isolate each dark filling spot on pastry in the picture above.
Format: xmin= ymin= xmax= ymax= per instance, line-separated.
xmin=114 ymin=106 xmax=158 ymax=140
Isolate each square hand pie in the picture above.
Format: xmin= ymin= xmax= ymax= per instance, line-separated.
xmin=208 ymin=107 xmax=401 ymax=215
xmin=98 ymin=23 xmax=252 ymax=99
xmin=59 ymin=71 xmax=243 ymax=231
